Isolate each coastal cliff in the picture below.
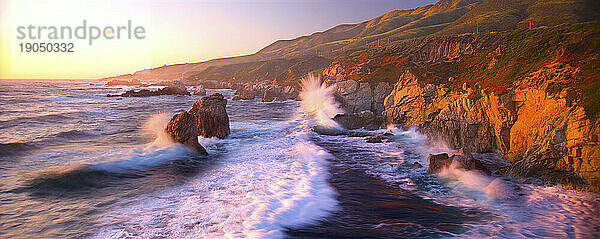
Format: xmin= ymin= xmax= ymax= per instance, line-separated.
xmin=325 ymin=22 xmax=600 ymax=192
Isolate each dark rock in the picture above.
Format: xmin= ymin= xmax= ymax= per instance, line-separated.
xmin=311 ymin=126 xmax=349 ymax=136
xmin=365 ymin=135 xmax=383 ymax=143
xmin=450 ymin=148 xmax=492 ymax=176
xmin=166 ymin=112 xmax=207 ymax=154
xmin=333 ymin=111 xmax=382 ymax=130
xmin=427 ymin=153 xmax=451 ymax=174
xmin=234 ymin=86 xmax=258 ymax=100
xmin=143 ymin=80 xmax=186 ymax=89
xmin=411 ymin=162 xmax=423 ymax=168
xmin=107 ymin=86 xmax=190 ymax=97
xmin=189 ymin=93 xmax=230 ymax=139
xmin=427 ymin=149 xmax=491 ymax=176
xmin=262 ymin=87 xmax=283 ymax=102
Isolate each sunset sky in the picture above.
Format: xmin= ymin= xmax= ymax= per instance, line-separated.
xmin=0 ymin=0 xmax=436 ymax=79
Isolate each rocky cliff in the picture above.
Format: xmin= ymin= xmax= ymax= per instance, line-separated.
xmin=327 ymin=22 xmax=600 ymax=192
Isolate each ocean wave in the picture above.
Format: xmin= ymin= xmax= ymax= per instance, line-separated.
xmin=0 ymin=142 xmax=35 ymax=156
xmin=0 ymin=112 xmax=76 ymax=129
xmin=313 ymin=126 xmax=600 ymax=238
xmin=94 ymin=119 xmax=339 ymax=239
xmin=20 ymin=143 xmax=202 ymax=195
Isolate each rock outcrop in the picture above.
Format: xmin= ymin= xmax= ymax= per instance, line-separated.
xmin=325 ymin=79 xmax=393 ymax=118
xmin=144 ymin=80 xmax=187 ymax=89
xmin=166 ymin=112 xmax=208 ymax=154
xmin=427 ymin=149 xmax=491 ymax=176
xmin=332 ymin=111 xmax=380 ymax=130
xmin=107 ymin=86 xmax=191 ymax=97
xmin=189 ymin=93 xmax=230 ymax=139
xmin=232 ymin=83 xmax=299 ymax=101
xmin=386 ymin=62 xmax=599 ymax=191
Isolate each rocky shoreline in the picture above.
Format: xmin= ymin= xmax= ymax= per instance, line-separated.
xmin=101 ymin=22 xmax=600 ymax=193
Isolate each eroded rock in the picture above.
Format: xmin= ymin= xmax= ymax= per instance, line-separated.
xmin=166 ymin=111 xmax=207 ymax=154
xmin=427 ymin=149 xmax=491 ymax=176
xmin=189 ymin=93 xmax=230 ymax=139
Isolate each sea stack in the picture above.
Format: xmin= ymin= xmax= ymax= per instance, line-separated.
xmin=166 ymin=111 xmax=208 ymax=155
xmin=189 ymin=93 xmax=230 ymax=139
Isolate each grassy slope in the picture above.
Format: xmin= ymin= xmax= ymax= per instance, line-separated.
xmin=334 ymin=21 xmax=600 ymax=118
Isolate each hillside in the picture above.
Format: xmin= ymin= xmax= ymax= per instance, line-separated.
xmin=102 ymin=0 xmax=599 ymax=86
xmin=322 ymin=21 xmax=600 ymax=192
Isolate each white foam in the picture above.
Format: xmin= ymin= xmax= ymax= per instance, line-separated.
xmin=94 ymin=118 xmax=339 ymax=238
xmin=349 ymin=127 xmax=600 ymax=238
xmin=299 ymin=74 xmax=343 ymax=128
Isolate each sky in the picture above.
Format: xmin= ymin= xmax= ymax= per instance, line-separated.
xmin=0 ymin=0 xmax=437 ymax=79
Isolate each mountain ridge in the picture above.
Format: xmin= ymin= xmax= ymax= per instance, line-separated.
xmin=101 ymin=0 xmax=599 ymax=84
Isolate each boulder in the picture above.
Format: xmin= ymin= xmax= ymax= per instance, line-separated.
xmin=166 ymin=112 xmax=208 ymax=154
xmin=411 ymin=162 xmax=423 ymax=168
xmin=193 ymin=86 xmax=207 ymax=96
xmin=311 ymin=126 xmax=349 ymax=136
xmin=450 ymin=148 xmax=491 ymax=176
xmin=427 ymin=149 xmax=491 ymax=175
xmin=427 ymin=153 xmax=451 ymax=174
xmin=189 ymin=93 xmax=230 ymax=139
xmin=333 ymin=111 xmax=380 ymax=130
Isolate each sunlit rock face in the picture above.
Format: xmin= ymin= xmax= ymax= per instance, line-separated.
xmin=384 ymin=63 xmax=599 ymax=192
xmin=190 ymin=93 xmax=231 ymax=139
xmin=326 ymin=79 xmax=393 ymax=117
xmin=166 ymin=111 xmax=208 ymax=155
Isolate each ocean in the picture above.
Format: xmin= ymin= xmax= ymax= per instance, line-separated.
xmin=0 ymin=80 xmax=598 ymax=238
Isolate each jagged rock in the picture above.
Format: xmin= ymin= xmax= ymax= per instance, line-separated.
xmin=282 ymin=85 xmax=299 ymax=100
xmin=107 ymin=86 xmax=190 ymax=97
xmin=427 ymin=149 xmax=491 ymax=175
xmin=450 ymin=148 xmax=491 ymax=176
xmin=166 ymin=112 xmax=207 ymax=154
xmin=355 ymin=83 xmax=373 ymax=112
xmin=198 ymin=80 xmax=234 ymax=89
xmin=427 ymin=153 xmax=451 ymax=174
xmin=333 ymin=111 xmax=381 ymax=130
xmin=234 ymin=85 xmax=260 ymax=100
xmin=189 ymin=93 xmax=230 ymax=139
xmin=411 ymin=162 xmax=423 ymax=168
xmin=193 ymin=86 xmax=206 ymax=96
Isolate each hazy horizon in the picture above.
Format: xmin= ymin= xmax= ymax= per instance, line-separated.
xmin=0 ymin=0 xmax=437 ymax=80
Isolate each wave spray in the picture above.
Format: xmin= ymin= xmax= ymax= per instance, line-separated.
xmin=299 ymin=74 xmax=344 ymax=128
